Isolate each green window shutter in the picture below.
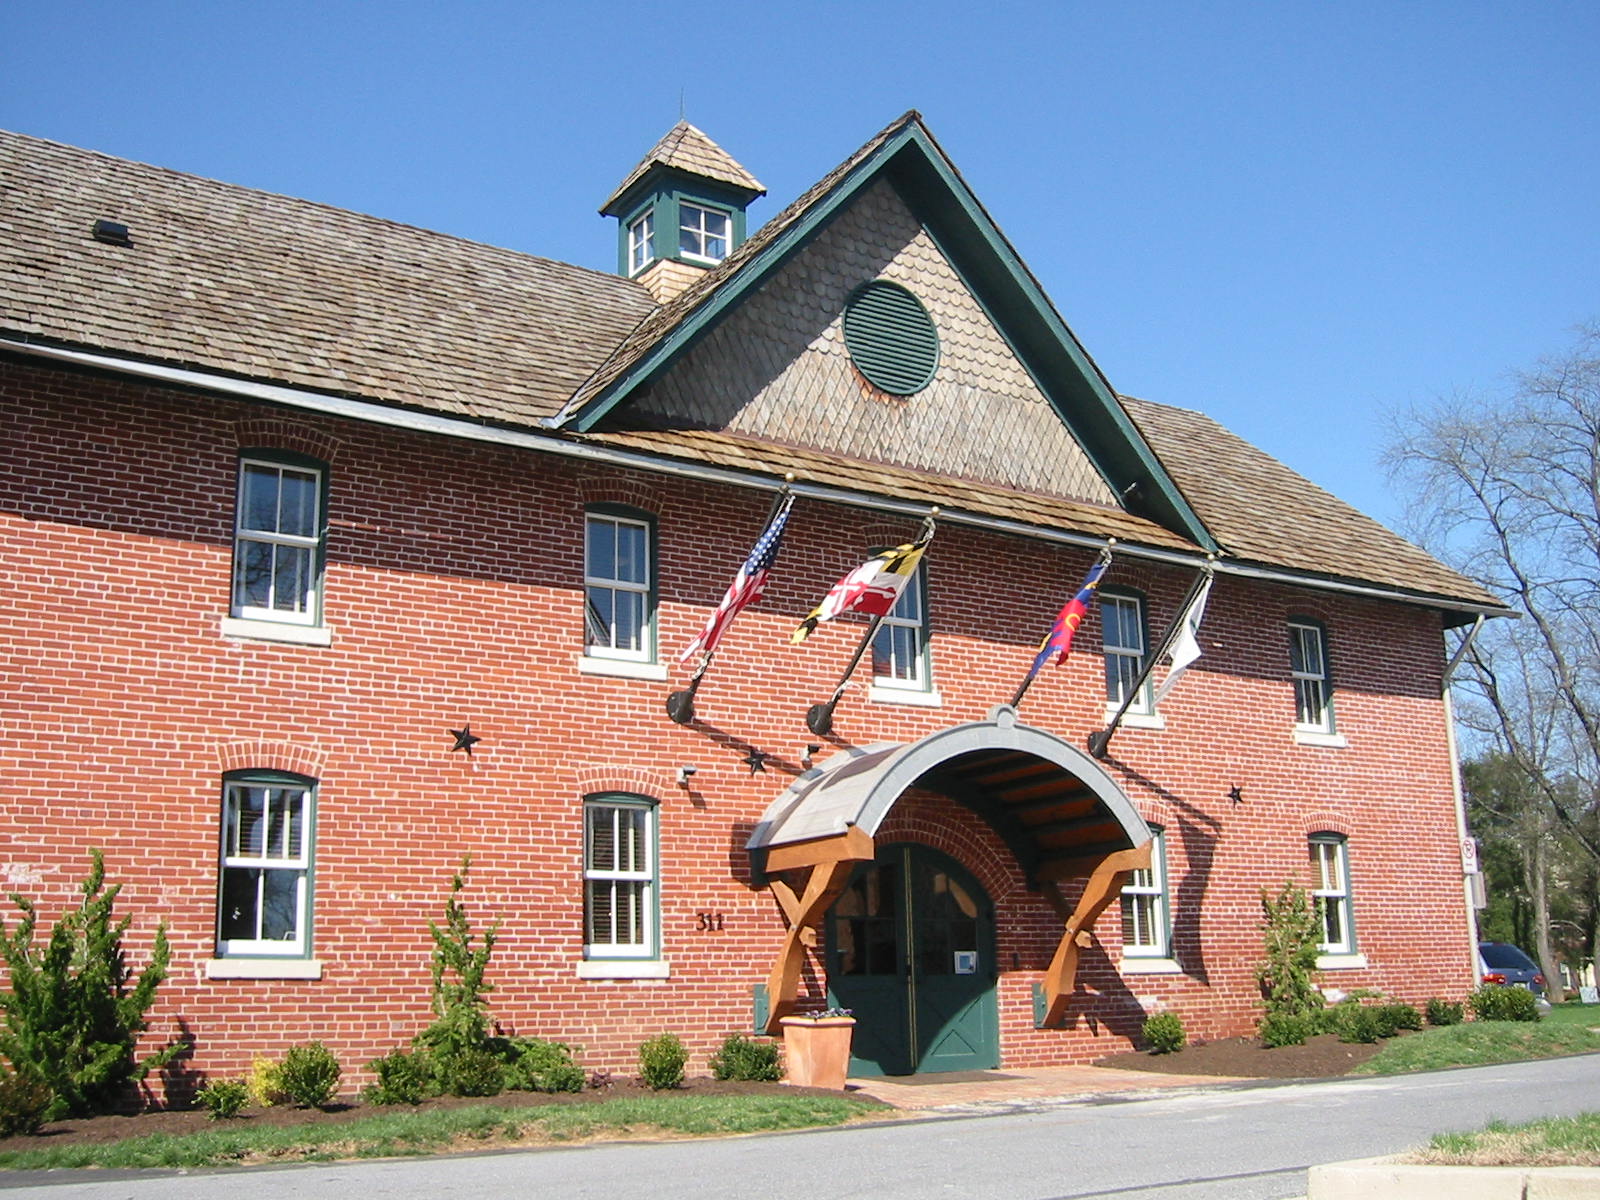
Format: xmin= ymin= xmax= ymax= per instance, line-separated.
xmin=843 ymin=281 xmax=940 ymax=395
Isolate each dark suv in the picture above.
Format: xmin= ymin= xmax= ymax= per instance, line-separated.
xmin=1478 ymin=942 xmax=1547 ymax=995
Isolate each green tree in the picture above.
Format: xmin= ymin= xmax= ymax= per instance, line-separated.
xmin=417 ymin=856 xmax=501 ymax=1062
xmin=0 ymin=852 xmax=175 ymax=1118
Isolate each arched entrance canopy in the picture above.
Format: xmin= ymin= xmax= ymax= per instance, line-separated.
xmin=748 ymin=706 xmax=1152 ymax=1032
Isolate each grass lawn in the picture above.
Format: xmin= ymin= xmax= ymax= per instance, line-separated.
xmin=1411 ymin=1111 xmax=1600 ymax=1166
xmin=1354 ymin=1002 xmax=1600 ymax=1076
xmin=0 ymin=1092 xmax=884 ymax=1171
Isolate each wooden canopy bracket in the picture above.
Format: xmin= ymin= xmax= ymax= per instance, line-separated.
xmin=759 ymin=826 xmax=874 ymax=1034
xmin=1037 ymin=841 xmax=1152 ymax=1028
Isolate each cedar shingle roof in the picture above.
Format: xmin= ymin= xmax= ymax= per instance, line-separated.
xmin=1123 ymin=397 xmax=1501 ymax=607
xmin=601 ymin=121 xmax=766 ymax=214
xmin=0 ymin=130 xmax=656 ymax=423
xmin=0 ymin=122 xmax=1499 ymax=612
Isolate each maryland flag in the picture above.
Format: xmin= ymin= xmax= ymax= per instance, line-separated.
xmin=791 ymin=541 xmax=927 ymax=644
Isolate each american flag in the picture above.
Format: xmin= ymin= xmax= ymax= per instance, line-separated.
xmin=680 ymin=494 xmax=795 ymax=663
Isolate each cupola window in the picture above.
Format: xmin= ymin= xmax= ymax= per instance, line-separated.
xmin=678 ymin=202 xmax=730 ymax=263
xmin=628 ymin=210 xmax=655 ymax=276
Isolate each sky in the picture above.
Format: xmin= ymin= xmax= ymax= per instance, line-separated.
xmin=6 ymin=2 xmax=1597 ymax=532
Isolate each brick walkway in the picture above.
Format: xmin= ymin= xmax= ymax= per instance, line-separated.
xmin=845 ymin=1065 xmax=1244 ymax=1112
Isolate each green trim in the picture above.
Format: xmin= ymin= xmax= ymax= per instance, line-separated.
xmin=843 ymin=281 xmax=940 ymax=395
xmin=611 ymin=171 xmax=753 ymax=277
xmin=233 ymin=448 xmax=330 ymax=627
xmin=581 ymin=792 xmax=662 ymax=962
xmin=583 ymin=503 xmax=659 ymax=664
xmin=216 ymin=770 xmax=318 ymax=962
xmin=569 ymin=121 xmax=1216 ymax=551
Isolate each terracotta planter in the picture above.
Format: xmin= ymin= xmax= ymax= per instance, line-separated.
xmin=780 ymin=1015 xmax=856 ymax=1089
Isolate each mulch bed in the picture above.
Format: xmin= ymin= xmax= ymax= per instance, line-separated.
xmin=0 ymin=1076 xmax=835 ymax=1154
xmin=1095 ymin=1032 xmax=1393 ymax=1079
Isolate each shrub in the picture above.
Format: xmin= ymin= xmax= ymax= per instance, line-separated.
xmin=1329 ymin=1004 xmax=1384 ymax=1044
xmin=1377 ymin=1002 xmax=1423 ymax=1034
xmin=363 ymin=1048 xmax=434 ymax=1105
xmin=1255 ymin=882 xmax=1324 ymax=1025
xmin=1470 ymin=984 xmax=1541 ymax=1022
xmin=436 ymin=1047 xmax=505 ymax=1097
xmin=710 ymin=1034 xmax=782 ymax=1081
xmin=0 ymin=851 xmax=176 ymax=1119
xmin=1426 ymin=998 xmax=1465 ymax=1027
xmin=0 ymin=1066 xmax=52 ymax=1136
xmin=194 ymin=1077 xmax=249 ymax=1121
xmin=638 ymin=1032 xmax=687 ymax=1090
xmin=416 ymin=857 xmax=501 ymax=1064
xmin=1141 ymin=1013 xmax=1186 ymax=1055
xmin=503 ymin=1037 xmax=584 ymax=1093
xmin=246 ymin=1054 xmax=289 ymax=1107
xmin=278 ymin=1042 xmax=342 ymax=1108
xmin=1259 ymin=1012 xmax=1313 ymax=1048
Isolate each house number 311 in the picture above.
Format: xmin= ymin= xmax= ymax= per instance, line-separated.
xmin=695 ymin=911 xmax=725 ymax=932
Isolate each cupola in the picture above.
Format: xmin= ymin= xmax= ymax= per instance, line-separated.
xmin=601 ymin=121 xmax=765 ymax=303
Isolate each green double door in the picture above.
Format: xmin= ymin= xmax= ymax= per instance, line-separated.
xmin=826 ymin=843 xmax=999 ymax=1076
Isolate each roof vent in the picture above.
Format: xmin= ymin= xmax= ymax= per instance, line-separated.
xmin=91 ymin=219 xmax=131 ymax=246
xmin=842 ymin=280 xmax=940 ymax=395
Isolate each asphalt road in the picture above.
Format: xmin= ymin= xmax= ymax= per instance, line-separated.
xmin=4 ymin=1054 xmax=1597 ymax=1200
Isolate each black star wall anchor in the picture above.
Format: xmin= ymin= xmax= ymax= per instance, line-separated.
xmin=449 ymin=725 xmax=482 ymax=756
xmin=742 ymin=749 xmax=767 ymax=774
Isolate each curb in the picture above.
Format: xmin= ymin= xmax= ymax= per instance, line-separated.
xmin=1308 ymin=1154 xmax=1600 ymax=1199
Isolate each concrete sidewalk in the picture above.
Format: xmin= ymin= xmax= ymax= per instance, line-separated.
xmin=845 ymin=1063 xmax=1244 ymax=1112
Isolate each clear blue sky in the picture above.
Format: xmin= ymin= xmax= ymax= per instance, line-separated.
xmin=7 ymin=2 xmax=1596 ymax=531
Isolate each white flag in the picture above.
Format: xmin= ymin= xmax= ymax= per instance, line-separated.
xmin=1152 ymin=575 xmax=1213 ymax=706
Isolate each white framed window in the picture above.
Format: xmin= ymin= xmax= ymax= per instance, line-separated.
xmin=1103 ymin=592 xmax=1151 ymax=714
xmin=584 ymin=797 xmax=657 ymax=960
xmin=1290 ymin=619 xmax=1334 ymax=732
xmin=1310 ymin=834 xmax=1354 ymax=955
xmin=218 ymin=774 xmax=313 ymax=958
xmin=871 ymin=565 xmax=929 ymax=691
xmin=1120 ymin=828 xmax=1170 ymax=959
xmin=233 ymin=456 xmax=324 ymax=625
xmin=584 ymin=509 xmax=654 ymax=662
xmin=628 ymin=209 xmax=655 ymax=275
xmin=678 ymin=202 xmax=730 ymax=263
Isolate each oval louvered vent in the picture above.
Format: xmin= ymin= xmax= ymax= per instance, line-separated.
xmin=842 ymin=281 xmax=940 ymax=395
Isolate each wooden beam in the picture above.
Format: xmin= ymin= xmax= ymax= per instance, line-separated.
xmin=1037 ymin=841 xmax=1153 ymax=1028
xmin=762 ymin=857 xmax=859 ymax=1034
xmin=762 ymin=825 xmax=875 ymax=874
xmin=1005 ymin=790 xmax=1096 ymax=819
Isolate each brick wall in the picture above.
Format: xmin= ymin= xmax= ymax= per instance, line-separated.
xmin=2 ymin=357 xmax=1476 ymax=1096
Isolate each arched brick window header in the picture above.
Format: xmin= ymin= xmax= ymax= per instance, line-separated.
xmin=573 ymin=765 xmax=669 ymax=799
xmin=576 ymin=474 xmax=663 ymax=516
xmin=1304 ymin=814 xmax=1352 ymax=838
xmin=216 ymin=740 xmax=327 ymax=779
xmin=232 ymin=417 xmax=341 ymax=464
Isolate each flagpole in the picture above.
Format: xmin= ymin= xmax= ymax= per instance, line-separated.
xmin=1009 ymin=542 xmax=1115 ymax=711
xmin=1088 ymin=557 xmax=1215 ymax=759
xmin=665 ymin=480 xmax=794 ymax=726
xmin=804 ymin=509 xmax=938 ymax=737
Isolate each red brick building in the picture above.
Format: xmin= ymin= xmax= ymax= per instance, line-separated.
xmin=1 ymin=113 xmax=1504 ymax=1087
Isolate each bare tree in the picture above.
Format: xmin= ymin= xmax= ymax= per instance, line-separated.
xmin=1388 ymin=325 xmax=1600 ymax=996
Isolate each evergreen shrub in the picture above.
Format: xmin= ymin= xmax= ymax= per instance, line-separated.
xmin=504 ymin=1037 xmax=584 ymax=1093
xmin=1141 ymin=1013 xmax=1186 ymax=1055
xmin=436 ymin=1046 xmax=504 ymax=1097
xmin=0 ymin=1067 xmax=51 ymax=1136
xmin=1470 ymin=984 xmax=1541 ymax=1022
xmin=638 ymin=1033 xmax=687 ymax=1090
xmin=709 ymin=1033 xmax=782 ymax=1081
xmin=1259 ymin=1012 xmax=1313 ymax=1048
xmin=363 ymin=1049 xmax=434 ymax=1105
xmin=278 ymin=1042 xmax=342 ymax=1108
xmin=1426 ymin=998 xmax=1465 ymax=1026
xmin=1255 ymin=883 xmax=1324 ymax=1027
xmin=0 ymin=852 xmax=175 ymax=1119
xmin=194 ymin=1078 xmax=249 ymax=1120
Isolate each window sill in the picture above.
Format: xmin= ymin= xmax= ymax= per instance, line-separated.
xmin=1105 ymin=706 xmax=1165 ymax=731
xmin=205 ymin=957 xmax=323 ymax=980
xmin=1315 ymin=952 xmax=1367 ymax=970
xmin=576 ymin=959 xmax=671 ymax=980
xmin=1294 ymin=728 xmax=1348 ymax=748
xmin=867 ymin=683 xmax=943 ymax=708
xmin=1119 ymin=956 xmax=1183 ymax=974
xmin=578 ymin=655 xmax=668 ymax=681
xmin=221 ymin=617 xmax=332 ymax=646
